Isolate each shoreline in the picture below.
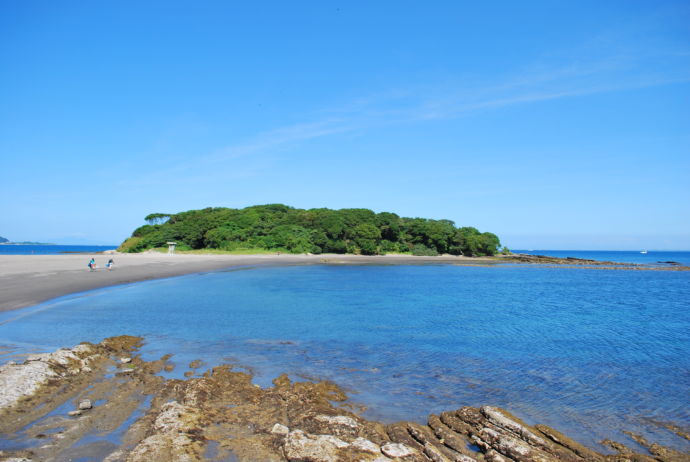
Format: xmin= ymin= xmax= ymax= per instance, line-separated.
xmin=1 ymin=252 xmax=687 ymax=313
xmin=1 ymin=259 xmax=689 ymax=460
xmin=0 ymin=253 xmax=497 ymax=312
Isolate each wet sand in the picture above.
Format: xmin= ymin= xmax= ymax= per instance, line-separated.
xmin=2 ymin=252 xmax=683 ymax=313
xmin=0 ymin=253 xmax=495 ymax=312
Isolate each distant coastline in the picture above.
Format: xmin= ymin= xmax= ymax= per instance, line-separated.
xmin=0 ymin=244 xmax=118 ymax=257
xmin=0 ymin=242 xmax=56 ymax=246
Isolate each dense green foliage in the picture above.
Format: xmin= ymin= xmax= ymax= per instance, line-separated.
xmin=119 ymin=204 xmax=502 ymax=256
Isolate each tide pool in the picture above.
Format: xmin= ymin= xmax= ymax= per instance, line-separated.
xmin=0 ymin=264 xmax=688 ymax=452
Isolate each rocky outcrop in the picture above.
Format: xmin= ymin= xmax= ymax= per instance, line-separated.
xmin=103 ymin=368 xmax=690 ymax=462
xmin=503 ymin=254 xmax=632 ymax=267
xmin=1 ymin=340 xmax=688 ymax=462
xmin=0 ymin=343 xmax=98 ymax=411
xmin=126 ymin=401 xmax=206 ymax=462
xmin=501 ymin=254 xmax=690 ymax=271
xmin=0 ymin=334 xmax=142 ymax=429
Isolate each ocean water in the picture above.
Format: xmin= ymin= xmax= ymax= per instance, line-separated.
xmin=0 ymin=264 xmax=688 ymax=453
xmin=0 ymin=244 xmax=117 ymax=255
xmin=515 ymin=249 xmax=690 ymax=266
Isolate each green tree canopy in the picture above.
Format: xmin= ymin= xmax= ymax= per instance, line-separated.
xmin=119 ymin=204 xmax=501 ymax=256
xmin=144 ymin=213 xmax=171 ymax=225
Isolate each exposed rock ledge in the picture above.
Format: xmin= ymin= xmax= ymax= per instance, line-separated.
xmin=497 ymin=254 xmax=690 ymax=271
xmin=0 ymin=337 xmax=687 ymax=462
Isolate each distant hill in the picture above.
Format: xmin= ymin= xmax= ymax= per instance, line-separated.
xmin=119 ymin=204 xmax=502 ymax=256
xmin=0 ymin=235 xmax=57 ymax=245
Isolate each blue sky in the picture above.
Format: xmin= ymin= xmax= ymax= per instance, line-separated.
xmin=1 ymin=1 xmax=688 ymax=249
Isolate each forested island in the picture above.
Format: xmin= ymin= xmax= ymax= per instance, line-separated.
xmin=119 ymin=204 xmax=503 ymax=256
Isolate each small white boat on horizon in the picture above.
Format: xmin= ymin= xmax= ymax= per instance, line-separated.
xmin=640 ymin=250 xmax=648 ymax=254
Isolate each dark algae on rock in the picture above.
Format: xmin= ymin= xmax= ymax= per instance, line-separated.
xmin=1 ymin=337 xmax=688 ymax=461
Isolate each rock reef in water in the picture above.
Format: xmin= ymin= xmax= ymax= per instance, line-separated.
xmin=499 ymin=254 xmax=690 ymax=271
xmin=0 ymin=337 xmax=688 ymax=462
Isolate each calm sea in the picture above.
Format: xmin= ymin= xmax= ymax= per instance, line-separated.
xmin=0 ymin=244 xmax=117 ymax=255
xmin=0 ymin=263 xmax=688 ymax=453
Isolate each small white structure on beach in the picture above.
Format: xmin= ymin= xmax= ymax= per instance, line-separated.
xmin=166 ymin=242 xmax=177 ymax=255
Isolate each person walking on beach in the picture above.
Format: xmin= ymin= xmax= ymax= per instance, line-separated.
xmin=106 ymin=258 xmax=114 ymax=271
xmin=88 ymin=258 xmax=96 ymax=271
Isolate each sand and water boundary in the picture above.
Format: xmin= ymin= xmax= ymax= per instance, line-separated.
xmin=1 ymin=254 xmax=689 ymax=460
xmin=0 ymin=253 xmax=502 ymax=312
xmin=1 ymin=252 xmax=686 ymax=312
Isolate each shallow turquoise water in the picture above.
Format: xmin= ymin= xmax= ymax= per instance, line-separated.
xmin=0 ymin=264 xmax=688 ymax=452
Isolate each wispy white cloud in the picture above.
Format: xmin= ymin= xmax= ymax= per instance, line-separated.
xmin=415 ymin=74 xmax=690 ymax=121
xmin=201 ymin=119 xmax=354 ymax=163
xmin=116 ymin=118 xmax=357 ymax=188
xmin=120 ymin=36 xmax=689 ymax=190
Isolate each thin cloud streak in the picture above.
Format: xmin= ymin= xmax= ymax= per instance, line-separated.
xmin=116 ymin=119 xmax=358 ymax=189
xmin=416 ymin=75 xmax=690 ymax=121
xmin=121 ymin=49 xmax=689 ymax=189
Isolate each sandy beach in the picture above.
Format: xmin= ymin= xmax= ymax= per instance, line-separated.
xmin=0 ymin=253 xmax=494 ymax=312
xmin=2 ymin=252 xmax=684 ymax=313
